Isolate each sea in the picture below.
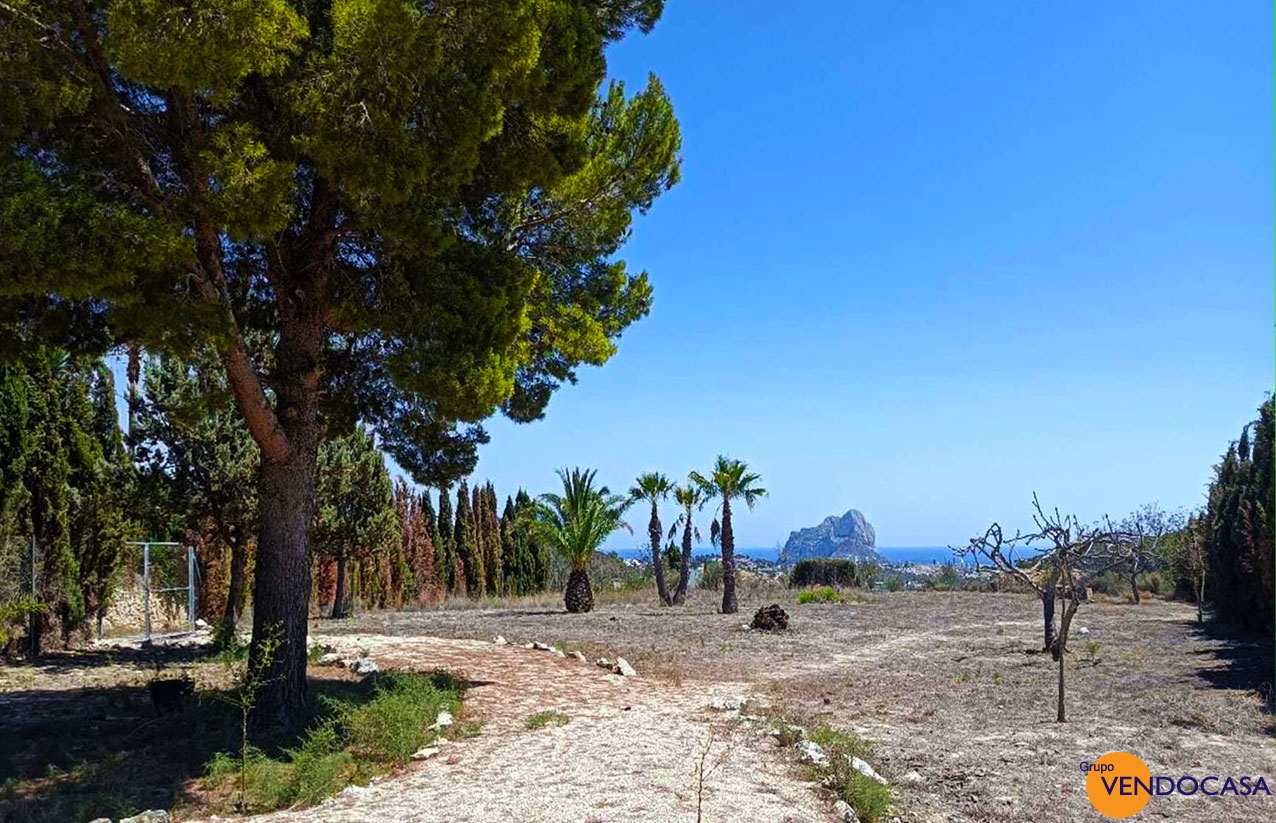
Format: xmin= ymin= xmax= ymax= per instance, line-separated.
xmin=612 ymin=546 xmax=957 ymax=566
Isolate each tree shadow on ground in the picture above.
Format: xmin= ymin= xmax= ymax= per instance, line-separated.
xmin=0 ymin=668 xmax=370 ymax=823
xmin=1184 ymin=617 xmax=1274 ymax=712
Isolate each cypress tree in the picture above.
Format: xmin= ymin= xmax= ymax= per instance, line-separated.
xmin=455 ymin=482 xmax=483 ymax=597
xmin=418 ymin=490 xmax=442 ymax=597
xmin=482 ymin=482 xmax=504 ymax=595
xmin=436 ymin=489 xmax=455 ymax=595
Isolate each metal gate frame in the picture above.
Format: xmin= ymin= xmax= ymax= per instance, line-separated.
xmin=129 ymin=541 xmax=196 ymax=642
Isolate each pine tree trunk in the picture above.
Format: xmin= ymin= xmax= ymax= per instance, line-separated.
xmin=248 ymin=442 xmax=318 ymax=738
xmin=650 ymin=504 xmax=670 ymax=606
xmin=672 ymin=519 xmax=693 ymax=605
xmin=721 ymin=498 xmax=737 ymax=614
xmin=331 ymin=550 xmax=347 ymax=619
xmin=565 ymin=568 xmax=594 ymax=614
xmin=221 ymin=533 xmax=248 ymax=629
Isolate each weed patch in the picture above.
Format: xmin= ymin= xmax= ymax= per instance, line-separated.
xmin=525 ymin=710 xmax=570 ymax=730
xmin=201 ymin=670 xmax=465 ymax=814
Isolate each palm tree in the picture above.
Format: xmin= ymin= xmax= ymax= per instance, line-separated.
xmin=667 ymin=483 xmax=705 ymax=605
xmin=629 ymin=472 xmax=674 ymax=605
xmin=534 ymin=468 xmax=631 ymax=613
xmin=690 ymin=457 xmax=767 ymax=614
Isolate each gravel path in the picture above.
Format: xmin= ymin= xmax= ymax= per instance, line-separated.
xmin=222 ymin=634 xmax=831 ymax=823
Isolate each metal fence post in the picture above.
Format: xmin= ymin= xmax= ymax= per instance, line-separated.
xmin=143 ymin=542 xmax=151 ymax=643
xmin=187 ymin=545 xmax=196 ymax=630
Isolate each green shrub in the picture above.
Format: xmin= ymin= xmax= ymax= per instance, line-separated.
xmin=697 ymin=560 xmax=723 ymax=591
xmin=800 ymin=724 xmax=891 ymax=823
xmin=1090 ymin=570 xmax=1126 ymax=596
xmin=791 ymin=559 xmax=859 ymax=588
xmin=797 ymin=586 xmax=842 ymax=604
xmin=203 ymin=671 xmax=463 ymax=814
xmin=884 ymin=575 xmax=903 ymax=592
xmin=343 ymin=672 xmax=462 ymax=763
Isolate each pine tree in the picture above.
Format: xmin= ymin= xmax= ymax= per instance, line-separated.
xmin=455 ymin=482 xmax=484 ymax=597
xmin=2 ymin=0 xmax=680 ymax=735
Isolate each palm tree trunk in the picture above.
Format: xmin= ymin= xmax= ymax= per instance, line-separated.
xmin=672 ymin=518 xmax=693 ymax=605
xmin=650 ymin=503 xmax=670 ymax=605
xmin=721 ymin=498 xmax=737 ymax=614
xmin=565 ymin=568 xmax=594 ymax=614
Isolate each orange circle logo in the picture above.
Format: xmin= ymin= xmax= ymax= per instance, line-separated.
xmin=1086 ymin=751 xmax=1153 ymax=818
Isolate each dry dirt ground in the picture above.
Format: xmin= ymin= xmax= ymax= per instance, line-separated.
xmin=3 ymin=589 xmax=1273 ymax=823
xmin=319 ymin=590 xmax=1276 ymax=823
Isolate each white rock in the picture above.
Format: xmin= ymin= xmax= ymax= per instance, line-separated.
xmin=523 ymin=642 xmax=536 ymax=649
xmin=531 ymin=641 xmax=552 ymax=651
xmin=492 ymin=635 xmax=507 ymax=645
xmin=596 ymin=657 xmax=613 ymax=669
xmin=1078 ymin=626 xmax=1090 ymax=636
xmin=834 ymin=799 xmax=860 ymax=823
xmin=410 ymin=746 xmax=441 ymax=760
xmin=849 ymin=755 xmax=888 ymax=785
xmin=341 ymin=784 xmax=370 ymax=798
xmin=709 ymin=696 xmax=748 ymax=712
xmin=317 ymin=652 xmax=344 ymax=667
xmin=554 ymin=649 xmax=567 ymax=658
xmin=570 ymin=651 xmax=587 ymax=662
xmin=348 ymin=657 xmax=378 ymax=675
xmin=796 ymin=740 xmax=828 ymax=766
xmin=902 ymin=769 xmax=924 ymax=785
xmin=429 ymin=710 xmax=454 ymax=730
xmin=120 ymin=812 xmax=171 ymax=823
xmin=614 ymin=657 xmax=638 ymax=677
xmin=194 ymin=618 xmax=209 ymax=629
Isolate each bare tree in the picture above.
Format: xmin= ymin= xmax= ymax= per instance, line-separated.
xmin=1114 ymin=503 xmax=1186 ymax=604
xmin=957 ymin=494 xmax=1128 ymax=722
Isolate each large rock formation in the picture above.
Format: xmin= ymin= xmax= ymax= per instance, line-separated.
xmin=779 ymin=509 xmax=882 ymax=566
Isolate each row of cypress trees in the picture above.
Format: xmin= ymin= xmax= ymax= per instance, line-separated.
xmin=0 ymin=349 xmax=131 ymax=650
xmin=393 ymin=481 xmax=551 ymax=604
xmin=1194 ymin=396 xmax=1273 ymax=635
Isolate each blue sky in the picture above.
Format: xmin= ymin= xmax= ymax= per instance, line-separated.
xmin=465 ymin=1 xmax=1274 ymax=550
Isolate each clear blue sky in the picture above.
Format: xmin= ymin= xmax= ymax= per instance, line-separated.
xmin=464 ymin=1 xmax=1274 ymax=550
